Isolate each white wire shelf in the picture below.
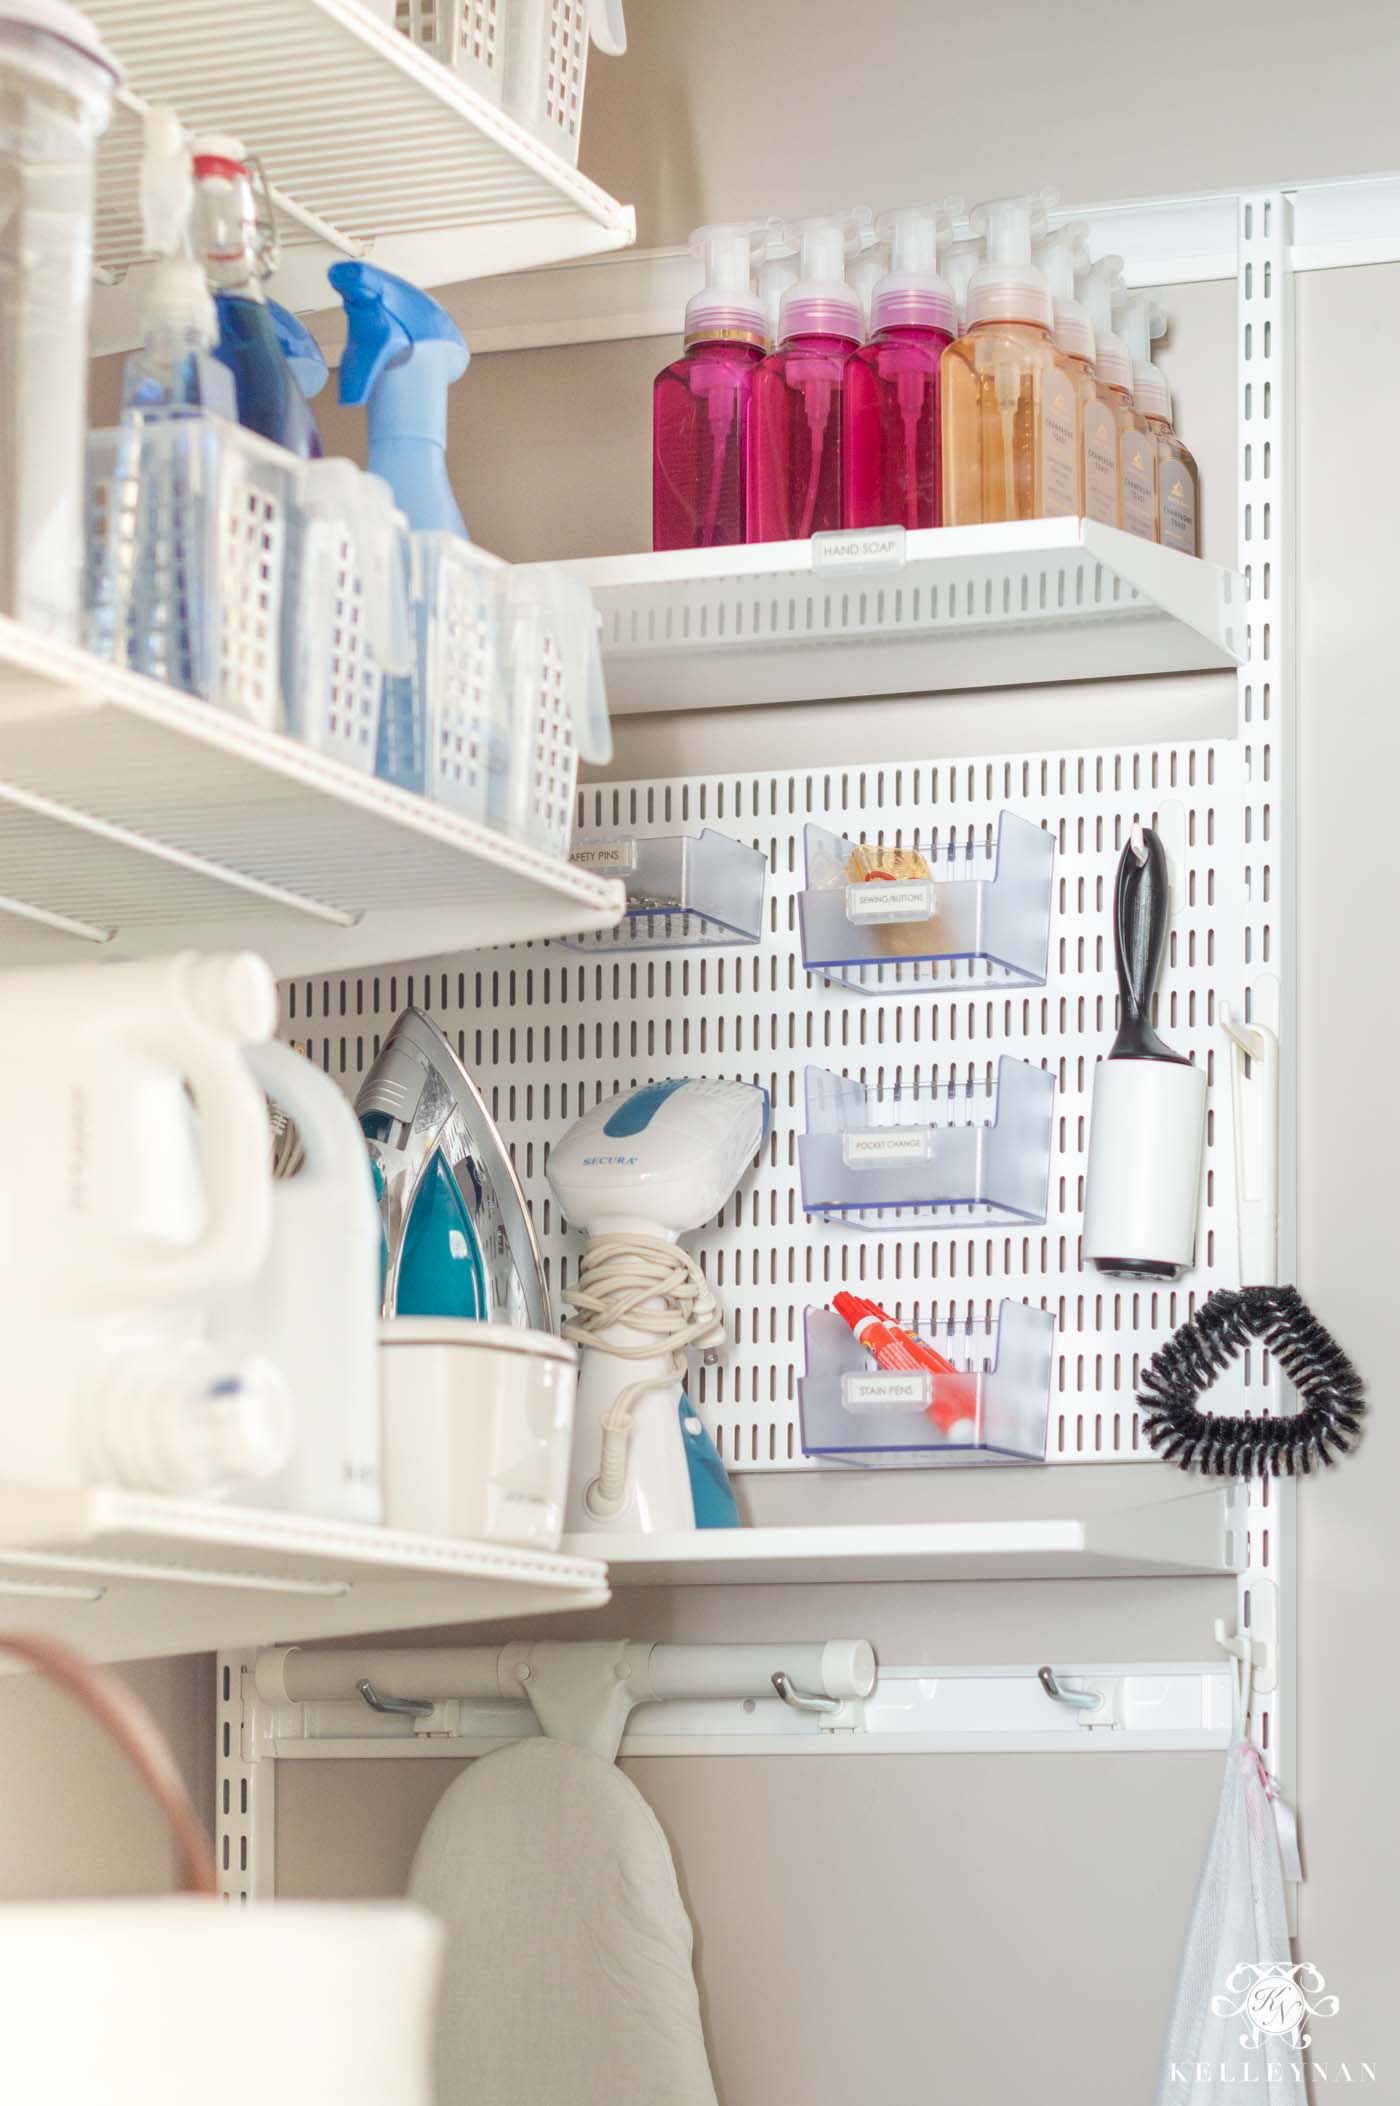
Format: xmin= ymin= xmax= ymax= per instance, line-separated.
xmin=0 ymin=1486 xmax=611 ymax=1665
xmin=566 ymin=1488 xmax=1242 ymax=1586
xmin=84 ymin=0 xmax=636 ymax=353
xmin=562 ymin=520 xmax=1244 ymax=714
xmin=0 ymin=618 xmax=624 ymax=972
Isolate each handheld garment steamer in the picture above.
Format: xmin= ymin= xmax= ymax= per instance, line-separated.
xmin=549 ymin=1079 xmax=769 ymax=1534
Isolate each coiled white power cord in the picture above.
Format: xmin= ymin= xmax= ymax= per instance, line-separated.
xmin=560 ymin=1233 xmax=725 ymax=1519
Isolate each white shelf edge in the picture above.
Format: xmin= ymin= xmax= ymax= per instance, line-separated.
xmin=557 ymin=522 xmax=1243 ymax=717
xmin=567 ymin=1488 xmax=1239 ymax=1587
xmin=0 ymin=617 xmax=625 ymax=969
xmin=0 ymin=1485 xmax=612 ymax=1665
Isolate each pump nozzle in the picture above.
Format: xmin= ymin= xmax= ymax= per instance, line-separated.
xmin=941 ymin=236 xmax=984 ymax=329
xmin=778 ymin=207 xmax=872 ymax=344
xmin=329 ymin=262 xmax=469 ymax=537
xmin=1033 ymin=220 xmax=1093 ymax=363
xmin=1112 ymin=289 xmax=1172 ymax=418
xmin=966 ymin=197 xmax=1053 ymax=330
xmin=868 ymin=201 xmax=959 ymax=338
xmin=1076 ymin=254 xmax=1134 ymax=394
xmin=684 ymin=219 xmax=772 ymax=345
xmin=755 ymin=228 xmax=799 ymax=348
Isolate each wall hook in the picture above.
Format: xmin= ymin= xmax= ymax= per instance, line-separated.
xmin=771 ymin=1671 xmax=843 ymax=1717
xmin=1037 ymin=1666 xmax=1105 ymax=1714
xmin=356 ymin=1677 xmax=434 ymax=1721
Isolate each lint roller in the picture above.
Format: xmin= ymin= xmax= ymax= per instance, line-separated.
xmin=1082 ymin=827 xmax=1207 ymax=1278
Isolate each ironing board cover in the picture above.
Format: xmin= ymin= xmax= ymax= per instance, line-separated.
xmin=409 ymin=1737 xmax=719 ymax=2106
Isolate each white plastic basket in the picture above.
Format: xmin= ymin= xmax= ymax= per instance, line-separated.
xmin=284 ymin=462 xmax=413 ymax=776
xmin=84 ymin=411 xmax=296 ymax=730
xmin=395 ymin=0 xmax=625 ymax=164
xmin=500 ymin=566 xmax=611 ymax=856
xmin=415 ymin=533 xmax=509 ymax=822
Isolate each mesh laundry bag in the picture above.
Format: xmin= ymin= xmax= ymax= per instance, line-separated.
xmin=409 ymin=1737 xmax=718 ymax=2106
xmin=1155 ymin=1739 xmax=1305 ymax=2104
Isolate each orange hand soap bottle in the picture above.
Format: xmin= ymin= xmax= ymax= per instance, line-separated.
xmin=1077 ymin=256 xmax=1157 ymax=539
xmin=940 ymin=196 xmax=1079 ymax=526
xmin=1034 ymin=221 xmax=1116 ymax=524
xmin=1116 ymin=291 xmax=1200 ymax=555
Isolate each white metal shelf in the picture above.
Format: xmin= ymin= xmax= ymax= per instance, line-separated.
xmin=84 ymin=0 xmax=636 ymax=354
xmin=0 ymin=618 xmax=623 ymax=972
xmin=566 ymin=1488 xmax=1242 ymax=1587
xmin=0 ymin=1486 xmax=610 ymax=1664
xmin=561 ymin=520 xmax=1243 ymax=714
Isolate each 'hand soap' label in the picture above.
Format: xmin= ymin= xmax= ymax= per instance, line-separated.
xmin=1120 ymin=431 xmax=1157 ymax=538
xmin=1041 ymin=375 xmax=1079 ymax=517
xmin=1083 ymin=399 xmax=1119 ymax=526
xmin=1159 ymin=458 xmax=1198 ymax=553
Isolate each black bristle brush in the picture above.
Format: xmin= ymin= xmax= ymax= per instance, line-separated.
xmin=1138 ymin=1283 xmax=1365 ymax=1478
xmin=1135 ymin=1005 xmax=1365 ymax=1479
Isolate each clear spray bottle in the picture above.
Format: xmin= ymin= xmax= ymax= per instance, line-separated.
xmin=653 ymin=220 xmax=774 ymax=551
xmin=1115 ymin=291 xmax=1200 ymax=553
xmin=748 ymin=208 xmax=873 ymax=543
xmin=1077 ymin=257 xmax=1156 ymax=539
xmin=941 ymin=196 xmax=1078 ymax=526
xmin=844 ymin=203 xmax=958 ymax=531
xmin=121 ymin=107 xmax=235 ymax=418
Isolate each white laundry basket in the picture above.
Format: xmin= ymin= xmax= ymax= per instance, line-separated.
xmin=501 ymin=565 xmax=612 ymax=857
xmin=395 ymin=0 xmax=626 ymax=163
xmin=85 ymin=411 xmax=295 ymax=731
xmin=415 ymin=532 xmax=510 ymax=822
xmin=284 ymin=461 xmax=413 ymax=777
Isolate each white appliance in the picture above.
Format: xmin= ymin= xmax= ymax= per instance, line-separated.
xmin=547 ymin=1078 xmax=768 ymax=1535
xmin=379 ymin=1318 xmax=577 ymax=1547
xmin=0 ymin=951 xmax=291 ymax=1495
xmin=224 ymin=1040 xmax=384 ymax=1525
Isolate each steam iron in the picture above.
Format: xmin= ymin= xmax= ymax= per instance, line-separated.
xmin=356 ymin=1009 xmax=549 ymax=1330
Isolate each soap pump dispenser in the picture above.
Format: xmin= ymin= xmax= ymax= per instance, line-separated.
xmin=844 ymin=203 xmax=959 ymax=531
xmin=748 ymin=207 xmax=873 ymax=543
xmin=1077 ymin=256 xmax=1156 ymax=539
xmin=653 ymin=219 xmax=773 ymax=551
xmin=1115 ymin=291 xmax=1199 ymax=553
xmin=329 ymin=261 xmax=470 ymax=538
xmin=941 ymin=196 xmax=1078 ymax=526
xmin=1034 ymin=221 xmax=1112 ymax=524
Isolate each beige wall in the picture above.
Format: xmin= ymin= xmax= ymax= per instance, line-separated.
xmin=579 ymin=0 xmax=1400 ymax=248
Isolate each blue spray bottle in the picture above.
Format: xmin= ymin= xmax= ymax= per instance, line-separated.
xmin=328 ymin=262 xmax=469 ymax=537
xmin=191 ymin=135 xmax=322 ymax=459
xmin=268 ymin=301 xmax=329 ymax=402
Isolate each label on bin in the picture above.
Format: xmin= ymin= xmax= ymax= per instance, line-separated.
xmin=811 ymin=525 xmax=907 ymax=573
xmin=844 ymin=880 xmax=936 ymax=925
xmin=572 ymin=839 xmax=638 ymax=875
xmin=841 ymin=1128 xmax=937 ymax=1167
xmin=841 ymin=1371 xmax=932 ymax=1414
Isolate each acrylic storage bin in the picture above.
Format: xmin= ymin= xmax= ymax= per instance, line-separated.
xmin=394 ymin=0 xmax=625 ymax=165
xmin=284 ymin=460 xmax=414 ymax=778
xmin=84 ymin=410 xmax=297 ymax=730
xmin=413 ymin=533 xmax=508 ymax=820
xmin=798 ymin=810 xmax=1055 ymax=994
xmin=798 ymin=1056 xmax=1056 ymax=1228
xmin=798 ymin=1299 xmax=1054 ymax=1467
xmin=501 ymin=566 xmax=612 ymax=858
xmin=558 ymin=828 xmax=766 ymax=950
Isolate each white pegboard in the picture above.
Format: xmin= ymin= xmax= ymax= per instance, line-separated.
xmin=285 ymin=735 xmax=1252 ymax=1474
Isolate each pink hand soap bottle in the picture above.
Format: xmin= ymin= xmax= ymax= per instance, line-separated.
xmin=843 ymin=204 xmax=958 ymax=531
xmin=748 ymin=209 xmax=872 ymax=543
xmin=653 ymin=221 xmax=772 ymax=551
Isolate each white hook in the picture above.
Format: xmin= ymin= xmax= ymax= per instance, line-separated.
xmin=1220 ymin=995 xmax=1279 ymax=1288
xmin=1129 ymin=821 xmax=1148 ymax=866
